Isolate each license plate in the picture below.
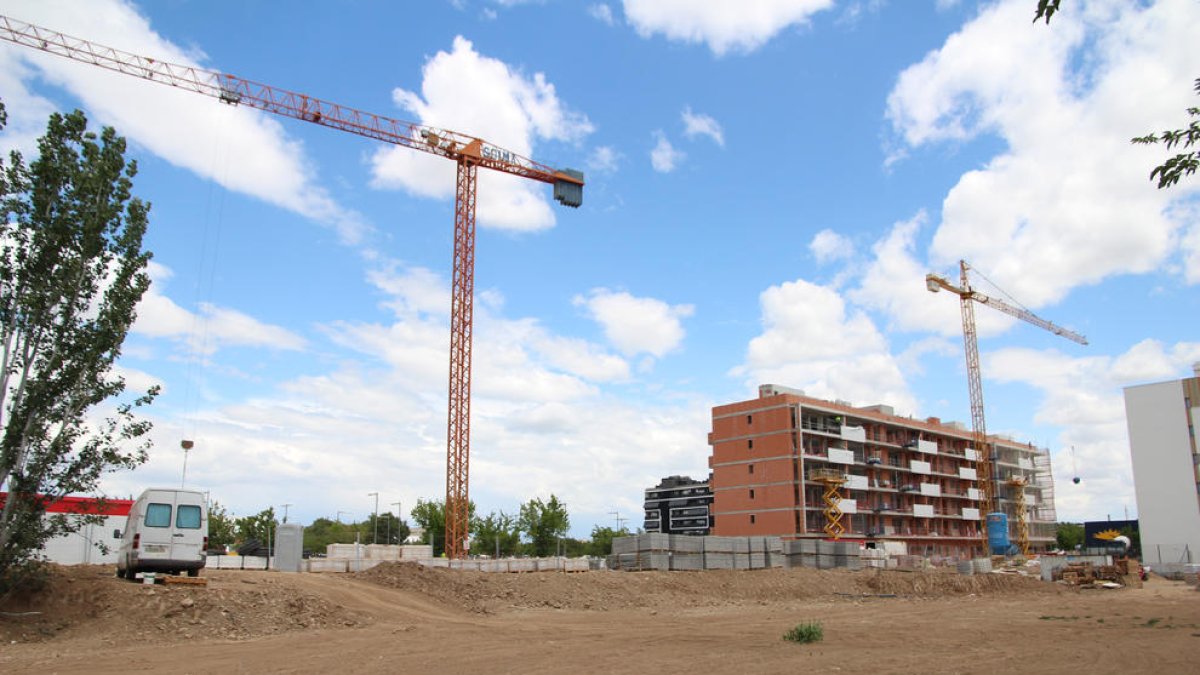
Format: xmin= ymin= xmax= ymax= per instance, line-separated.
xmin=144 ymin=544 xmax=168 ymax=553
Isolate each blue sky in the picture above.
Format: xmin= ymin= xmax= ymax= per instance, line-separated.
xmin=2 ymin=0 xmax=1197 ymax=535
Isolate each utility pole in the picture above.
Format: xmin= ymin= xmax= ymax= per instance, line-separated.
xmin=280 ymin=503 xmax=292 ymax=524
xmin=391 ymin=501 xmax=402 ymax=545
xmin=368 ymin=492 xmax=380 ymax=544
xmin=609 ymin=510 xmax=627 ymax=532
xmin=337 ymin=510 xmax=350 ymax=524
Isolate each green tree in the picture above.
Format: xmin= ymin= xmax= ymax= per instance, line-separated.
xmin=235 ymin=507 xmax=278 ymax=549
xmin=303 ymin=517 xmax=358 ymax=554
xmin=1034 ymin=2 xmax=1197 ymax=188
xmin=1132 ymin=79 xmax=1200 ymax=189
xmin=587 ymin=525 xmax=631 ymax=558
xmin=0 ymin=103 xmax=156 ymax=593
xmin=519 ymin=495 xmax=570 ymax=558
xmin=1056 ymin=522 xmax=1084 ymax=551
xmin=1033 ymin=0 xmax=1061 ymax=24
xmin=206 ymin=501 xmax=236 ymax=552
xmin=410 ymin=499 xmax=445 ymax=556
xmin=359 ymin=512 xmax=410 ymax=545
xmin=471 ymin=510 xmax=521 ymax=558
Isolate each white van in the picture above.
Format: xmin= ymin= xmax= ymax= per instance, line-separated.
xmin=116 ymin=488 xmax=208 ymax=579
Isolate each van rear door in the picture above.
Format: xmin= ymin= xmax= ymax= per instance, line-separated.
xmin=171 ymin=495 xmax=205 ymax=562
xmin=138 ymin=495 xmax=175 ymax=560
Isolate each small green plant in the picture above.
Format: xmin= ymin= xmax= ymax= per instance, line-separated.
xmin=1145 ymin=617 xmax=1162 ymax=627
xmin=783 ymin=621 xmax=824 ymax=644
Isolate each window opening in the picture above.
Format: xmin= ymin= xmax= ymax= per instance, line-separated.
xmin=176 ymin=504 xmax=202 ymax=529
xmin=145 ymin=503 xmax=172 ymax=528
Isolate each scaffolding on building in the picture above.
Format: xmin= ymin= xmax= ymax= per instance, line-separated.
xmin=810 ymin=468 xmax=847 ymax=540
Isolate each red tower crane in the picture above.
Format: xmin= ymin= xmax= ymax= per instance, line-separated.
xmin=0 ymin=15 xmax=585 ymax=560
xmin=926 ymin=260 xmax=1085 ymax=556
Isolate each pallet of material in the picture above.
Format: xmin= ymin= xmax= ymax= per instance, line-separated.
xmin=164 ymin=576 xmax=208 ymax=586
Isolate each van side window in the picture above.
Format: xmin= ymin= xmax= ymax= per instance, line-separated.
xmin=145 ymin=503 xmax=172 ymax=527
xmin=176 ymin=505 xmax=202 ymax=529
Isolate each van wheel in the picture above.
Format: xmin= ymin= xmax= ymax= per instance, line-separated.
xmin=115 ymin=567 xmax=124 ymax=578
xmin=187 ymin=568 xmax=199 ymax=578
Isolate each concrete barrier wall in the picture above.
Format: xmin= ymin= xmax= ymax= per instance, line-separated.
xmin=206 ymin=555 xmax=270 ymax=570
xmin=609 ymin=535 xmax=801 ymax=571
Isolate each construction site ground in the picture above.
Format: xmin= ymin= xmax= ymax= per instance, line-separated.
xmin=1 ymin=562 xmax=1197 ymax=674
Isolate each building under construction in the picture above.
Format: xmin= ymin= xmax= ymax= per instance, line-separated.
xmin=708 ymin=384 xmax=1056 ymax=558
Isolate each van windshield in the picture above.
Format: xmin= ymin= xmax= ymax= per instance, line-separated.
xmin=145 ymin=503 xmax=172 ymax=527
xmin=176 ymin=504 xmax=202 ymax=529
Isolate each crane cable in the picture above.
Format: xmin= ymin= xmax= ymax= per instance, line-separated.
xmin=179 ymin=104 xmax=232 ymax=470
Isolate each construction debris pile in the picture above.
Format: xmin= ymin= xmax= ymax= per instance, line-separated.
xmin=1050 ymin=560 xmax=1137 ymax=589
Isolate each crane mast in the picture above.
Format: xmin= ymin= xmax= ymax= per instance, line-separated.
xmin=926 ymin=260 xmax=1085 ymax=556
xmin=0 ymin=15 xmax=585 ymax=560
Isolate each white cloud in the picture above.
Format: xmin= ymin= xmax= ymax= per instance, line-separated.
xmin=731 ymin=278 xmax=916 ymax=413
xmin=574 ymin=289 xmax=693 ymax=358
xmin=132 ymin=263 xmax=306 ymax=355
xmin=847 ymin=212 xmax=964 ymax=336
xmin=0 ymin=0 xmax=371 ymax=246
xmin=367 ymin=264 xmax=450 ymax=319
xmin=985 ymin=340 xmax=1200 ymax=521
xmin=622 ymin=0 xmax=835 ymax=56
xmin=887 ymin=0 xmax=1200 ymax=302
xmin=809 ymin=228 xmax=854 ymax=264
xmin=588 ymin=4 xmax=616 ymax=25
xmin=112 ymin=263 xmax=700 ymax=532
xmin=111 ymin=364 xmax=165 ymax=396
xmin=650 ymin=131 xmax=684 ymax=172
xmin=681 ymin=107 xmax=725 ymax=146
xmin=369 ymin=36 xmax=593 ymax=232
xmin=587 ymin=145 xmax=621 ymax=173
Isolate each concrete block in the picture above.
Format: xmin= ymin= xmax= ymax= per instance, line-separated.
xmin=817 ymin=539 xmax=836 ymax=555
xmin=704 ymin=536 xmax=735 ymax=553
xmin=750 ymin=553 xmax=767 ymax=569
xmin=327 ymin=543 xmax=361 ymax=559
xmin=670 ymin=553 xmax=704 ymax=571
xmin=833 ymin=541 xmax=860 ymax=556
xmin=704 ymin=553 xmax=733 ymax=570
xmin=612 ymin=536 xmax=637 ymax=555
xmin=733 ymin=553 xmax=752 ymax=570
xmin=841 ymin=556 xmax=862 ymax=571
xmin=764 ymin=536 xmax=783 ymax=553
xmin=400 ymin=545 xmax=432 ymax=560
xmin=816 ymin=554 xmax=836 ymax=570
xmin=641 ymin=533 xmax=671 ymax=551
xmin=671 ymin=535 xmax=705 ymax=553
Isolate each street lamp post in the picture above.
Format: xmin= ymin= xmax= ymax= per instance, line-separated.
xmin=391 ymin=501 xmax=402 ymax=545
xmin=368 ymin=492 xmax=379 ymax=544
xmin=281 ymin=503 xmax=292 ymax=524
xmin=337 ymin=510 xmax=350 ymax=524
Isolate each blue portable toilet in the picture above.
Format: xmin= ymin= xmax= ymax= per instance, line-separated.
xmin=986 ymin=512 xmax=1009 ymax=555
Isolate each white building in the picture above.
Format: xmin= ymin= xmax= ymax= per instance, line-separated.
xmin=0 ymin=494 xmax=133 ymax=565
xmin=1123 ymin=364 xmax=1200 ymax=568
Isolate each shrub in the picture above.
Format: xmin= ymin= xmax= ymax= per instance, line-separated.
xmin=783 ymin=621 xmax=824 ymax=644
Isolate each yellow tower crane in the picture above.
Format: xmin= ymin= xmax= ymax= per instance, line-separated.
xmin=926 ymin=260 xmax=1086 ymax=556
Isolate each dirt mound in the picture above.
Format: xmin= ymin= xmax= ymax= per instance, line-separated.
xmin=0 ymin=565 xmax=367 ymax=645
xmin=353 ymin=562 xmax=1062 ymax=614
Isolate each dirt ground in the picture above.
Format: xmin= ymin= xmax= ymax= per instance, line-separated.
xmin=1 ymin=562 xmax=1198 ymax=674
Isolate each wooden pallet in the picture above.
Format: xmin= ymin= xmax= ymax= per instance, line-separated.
xmin=163 ymin=575 xmax=208 ymax=586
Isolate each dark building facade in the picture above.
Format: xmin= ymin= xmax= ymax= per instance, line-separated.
xmin=643 ymin=475 xmax=713 ymax=535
